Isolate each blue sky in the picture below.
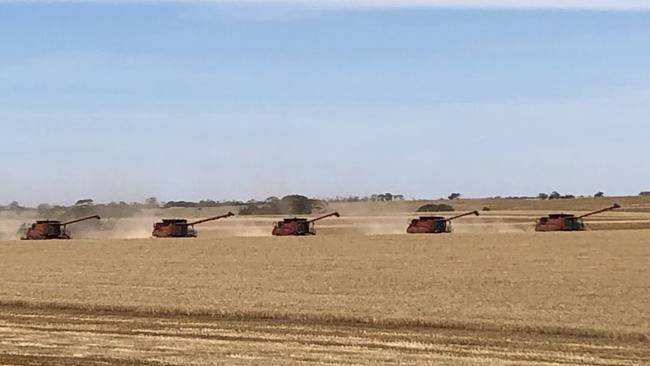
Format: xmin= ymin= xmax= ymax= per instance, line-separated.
xmin=1 ymin=1 xmax=649 ymax=205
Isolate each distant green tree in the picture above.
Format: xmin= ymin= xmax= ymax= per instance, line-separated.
xmin=279 ymin=195 xmax=313 ymax=214
xmin=239 ymin=195 xmax=322 ymax=215
xmin=164 ymin=201 xmax=198 ymax=208
xmin=144 ymin=197 xmax=159 ymax=208
xmin=417 ymin=204 xmax=455 ymax=212
xmin=75 ymin=199 xmax=94 ymax=207
xmin=8 ymin=201 xmax=22 ymax=212
xmin=198 ymin=199 xmax=219 ymax=207
xmin=37 ymin=203 xmax=51 ymax=216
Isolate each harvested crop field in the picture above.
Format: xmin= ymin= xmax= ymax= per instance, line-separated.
xmin=1 ymin=231 xmax=648 ymax=364
xmin=1 ymin=304 xmax=647 ymax=366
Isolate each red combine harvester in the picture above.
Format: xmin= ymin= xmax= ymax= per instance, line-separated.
xmin=535 ymin=204 xmax=620 ymax=232
xmin=152 ymin=212 xmax=235 ymax=238
xmin=21 ymin=215 xmax=101 ymax=240
xmin=407 ymin=211 xmax=479 ymax=234
xmin=272 ymin=212 xmax=340 ymax=236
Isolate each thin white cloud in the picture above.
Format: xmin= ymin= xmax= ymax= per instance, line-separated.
xmin=242 ymin=0 xmax=650 ymax=10
xmin=3 ymin=0 xmax=650 ymax=10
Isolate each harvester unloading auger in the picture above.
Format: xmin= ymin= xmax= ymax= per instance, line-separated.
xmin=535 ymin=204 xmax=621 ymax=232
xmin=21 ymin=215 xmax=101 ymax=240
xmin=152 ymin=212 xmax=235 ymax=238
xmin=407 ymin=210 xmax=479 ymax=234
xmin=272 ymin=212 xmax=340 ymax=236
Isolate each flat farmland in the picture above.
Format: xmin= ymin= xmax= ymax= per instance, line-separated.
xmin=0 ymin=231 xmax=648 ymax=365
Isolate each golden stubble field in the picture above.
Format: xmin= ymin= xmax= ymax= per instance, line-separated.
xmin=0 ymin=229 xmax=649 ymax=365
xmin=1 ymin=231 xmax=648 ymax=332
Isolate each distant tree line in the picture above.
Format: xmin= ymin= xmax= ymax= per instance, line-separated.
xmin=417 ymin=204 xmax=455 ymax=212
xmin=325 ymin=193 xmax=405 ymax=202
xmin=162 ymin=199 xmax=244 ymax=209
xmin=0 ymin=195 xmax=324 ymax=218
xmin=537 ymin=191 xmax=576 ymax=200
xmin=0 ymin=201 xmax=27 ymax=213
xmin=537 ymin=191 xmax=609 ymax=200
xmin=33 ymin=200 xmax=144 ymax=220
xmin=2 ymin=190 xmax=647 ymax=216
xmin=239 ymin=195 xmax=325 ymax=215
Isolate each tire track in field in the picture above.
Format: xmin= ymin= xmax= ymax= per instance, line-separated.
xmin=0 ymin=305 xmax=648 ymax=366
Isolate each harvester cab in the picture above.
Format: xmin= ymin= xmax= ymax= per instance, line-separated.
xmin=535 ymin=204 xmax=621 ymax=232
xmin=272 ymin=212 xmax=340 ymax=236
xmin=152 ymin=212 xmax=235 ymax=238
xmin=407 ymin=211 xmax=479 ymax=234
xmin=21 ymin=215 xmax=101 ymax=240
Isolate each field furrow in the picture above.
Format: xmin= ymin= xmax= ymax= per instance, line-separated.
xmin=1 ymin=305 xmax=648 ymax=366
